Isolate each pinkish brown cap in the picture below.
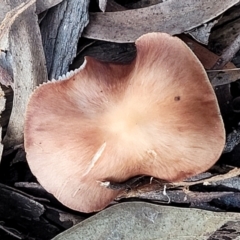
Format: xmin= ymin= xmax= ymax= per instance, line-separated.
xmin=24 ymin=33 xmax=225 ymax=212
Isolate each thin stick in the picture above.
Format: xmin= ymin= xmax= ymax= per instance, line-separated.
xmin=209 ymin=33 xmax=240 ymax=82
xmin=211 ymin=33 xmax=240 ymax=70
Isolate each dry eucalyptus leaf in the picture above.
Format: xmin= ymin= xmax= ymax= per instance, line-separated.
xmin=98 ymin=0 xmax=108 ymax=12
xmin=83 ymin=0 xmax=239 ymax=42
xmin=104 ymin=0 xmax=126 ymax=12
xmin=180 ymin=35 xmax=236 ymax=70
xmin=0 ymin=0 xmax=64 ymax=23
xmin=0 ymin=87 xmax=5 ymax=161
xmin=52 ymin=202 xmax=240 ymax=240
xmin=125 ymin=0 xmax=163 ymax=9
xmin=36 ymin=0 xmax=63 ymax=14
xmin=0 ymin=0 xmax=47 ymax=147
xmin=0 ymin=66 xmax=13 ymax=88
xmin=186 ymin=19 xmax=219 ymax=45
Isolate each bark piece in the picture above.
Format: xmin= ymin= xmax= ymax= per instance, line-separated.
xmin=0 ymin=183 xmax=60 ymax=239
xmin=40 ymin=0 xmax=90 ymax=79
xmin=0 ymin=183 xmax=86 ymax=239
xmin=208 ymin=221 xmax=240 ymax=240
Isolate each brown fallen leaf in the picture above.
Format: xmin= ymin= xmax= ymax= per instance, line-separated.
xmin=180 ymin=35 xmax=235 ymax=70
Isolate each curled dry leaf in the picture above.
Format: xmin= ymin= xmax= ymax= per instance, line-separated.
xmin=24 ymin=33 xmax=225 ymax=213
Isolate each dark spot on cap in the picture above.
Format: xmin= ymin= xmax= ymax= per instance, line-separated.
xmin=174 ymin=96 xmax=181 ymax=101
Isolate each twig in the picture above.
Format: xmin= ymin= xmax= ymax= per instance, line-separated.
xmin=211 ymin=33 xmax=240 ymax=70
xmin=210 ymin=33 xmax=240 ymax=82
xmin=98 ymin=176 xmax=151 ymax=190
xmin=0 ymin=223 xmax=23 ymax=239
xmin=99 ymin=168 xmax=240 ymax=191
xmin=173 ymin=168 xmax=240 ymax=187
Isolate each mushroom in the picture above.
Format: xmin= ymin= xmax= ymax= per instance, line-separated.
xmin=24 ymin=32 xmax=225 ymax=213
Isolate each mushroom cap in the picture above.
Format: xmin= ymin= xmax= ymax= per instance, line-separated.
xmin=24 ymin=32 xmax=225 ymax=213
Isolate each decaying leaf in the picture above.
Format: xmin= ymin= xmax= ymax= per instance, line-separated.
xmin=0 ymin=87 xmax=5 ymax=161
xmin=83 ymin=0 xmax=240 ymax=42
xmin=36 ymin=0 xmax=63 ymax=14
xmin=224 ymin=128 xmax=240 ymax=153
xmin=0 ymin=66 xmax=13 ymax=88
xmin=186 ymin=19 xmax=219 ymax=45
xmin=0 ymin=0 xmax=64 ymax=23
xmin=180 ymin=35 xmax=236 ymax=70
xmin=104 ymin=0 xmax=127 ymax=12
xmin=52 ymin=202 xmax=240 ymax=240
xmin=112 ymin=168 xmax=240 ymax=205
xmin=209 ymin=4 xmax=240 ymax=53
xmin=0 ymin=0 xmax=48 ymax=148
xmin=98 ymin=0 xmax=108 ymax=12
